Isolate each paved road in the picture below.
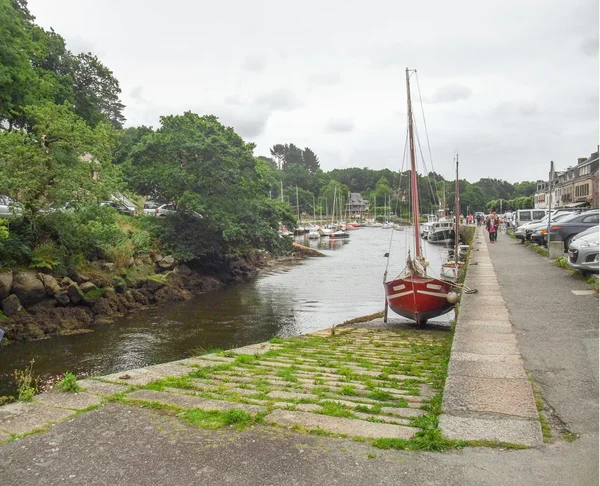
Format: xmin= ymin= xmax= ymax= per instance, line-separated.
xmin=0 ymin=230 xmax=597 ymax=485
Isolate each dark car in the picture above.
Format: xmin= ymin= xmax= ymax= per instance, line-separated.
xmin=547 ymin=210 xmax=600 ymax=250
xmin=525 ymin=212 xmax=580 ymax=242
xmin=99 ymin=200 xmax=136 ymax=216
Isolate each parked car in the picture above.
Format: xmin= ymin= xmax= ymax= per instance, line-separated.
xmin=524 ymin=212 xmax=581 ymax=242
xmin=547 ymin=210 xmax=600 ymax=250
xmin=568 ymin=232 xmax=599 ymax=275
xmin=153 ymin=203 xmax=202 ymax=219
xmin=515 ymin=216 xmax=552 ymax=242
xmin=40 ymin=200 xmax=79 ymax=214
xmin=0 ymin=195 xmax=23 ymax=218
xmin=154 ymin=203 xmax=178 ymax=217
xmin=514 ymin=209 xmax=550 ymax=229
xmin=143 ymin=201 xmax=160 ymax=216
xmin=572 ymin=225 xmax=599 ymax=242
xmin=99 ymin=200 xmax=136 ymax=216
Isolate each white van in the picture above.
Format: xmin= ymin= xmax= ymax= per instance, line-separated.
xmin=515 ymin=209 xmax=549 ymax=229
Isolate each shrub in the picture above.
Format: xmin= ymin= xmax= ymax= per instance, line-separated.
xmin=30 ymin=241 xmax=63 ymax=269
xmin=57 ymin=372 xmax=81 ymax=392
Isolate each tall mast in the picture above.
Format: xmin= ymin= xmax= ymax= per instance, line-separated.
xmin=406 ymin=68 xmax=421 ymax=257
xmin=454 ymin=153 xmax=460 ymax=259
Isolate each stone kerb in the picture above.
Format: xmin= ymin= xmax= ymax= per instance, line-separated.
xmin=439 ymin=226 xmax=543 ymax=447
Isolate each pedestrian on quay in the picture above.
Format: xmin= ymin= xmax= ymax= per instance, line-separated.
xmin=476 ymin=213 xmax=482 ymax=226
xmin=467 ymin=214 xmax=473 ymax=225
xmin=486 ymin=210 xmax=499 ymax=243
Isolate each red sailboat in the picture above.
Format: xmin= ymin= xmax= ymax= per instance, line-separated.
xmin=383 ymin=69 xmax=457 ymax=325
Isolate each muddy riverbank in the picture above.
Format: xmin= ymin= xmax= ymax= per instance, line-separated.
xmin=0 ymin=251 xmax=305 ymax=344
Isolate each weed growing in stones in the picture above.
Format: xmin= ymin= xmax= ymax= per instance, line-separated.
xmin=319 ymin=402 xmax=355 ymax=418
xmin=234 ymin=354 xmax=258 ymax=365
xmin=14 ymin=360 xmax=37 ymax=402
xmin=367 ymin=389 xmax=395 ymax=401
xmin=57 ymin=372 xmax=81 ymax=392
xmin=340 ymin=385 xmax=359 ymax=396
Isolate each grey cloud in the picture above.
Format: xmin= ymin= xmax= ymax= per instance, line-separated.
xmin=308 ymin=72 xmax=341 ymax=86
xmin=494 ymin=101 xmax=539 ymax=117
xmin=241 ymin=55 xmax=266 ymax=72
xmin=254 ymin=88 xmax=301 ymax=111
xmin=218 ymin=110 xmax=270 ymax=139
xmin=130 ymin=86 xmax=145 ymax=103
xmin=429 ymin=84 xmax=472 ymax=103
xmin=325 ymin=118 xmax=355 ymax=133
xmin=580 ymin=35 xmax=599 ymax=56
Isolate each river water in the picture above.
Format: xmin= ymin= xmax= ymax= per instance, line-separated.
xmin=0 ymin=227 xmax=452 ymax=396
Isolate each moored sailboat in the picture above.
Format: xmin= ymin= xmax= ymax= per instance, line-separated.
xmin=383 ymin=68 xmax=457 ymax=325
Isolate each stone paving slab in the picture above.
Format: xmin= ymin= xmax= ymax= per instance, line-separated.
xmin=450 ymin=352 xmax=524 ymax=364
xmin=0 ymin=402 xmax=75 ymax=435
xmin=268 ymin=390 xmax=312 ymax=401
xmin=265 ymin=409 xmax=417 ymax=439
xmin=451 ymin=339 xmax=521 ymax=356
xmin=101 ymin=368 xmax=169 ymax=386
xmin=458 ymin=306 xmax=510 ymax=321
xmin=78 ymin=379 xmax=130 ymax=396
xmin=456 ymin=320 xmax=513 ymax=333
xmin=453 ymin=331 xmax=518 ymax=346
xmin=144 ymin=363 xmax=197 ymax=376
xmin=448 ymin=360 xmax=528 ymax=380
xmin=439 ymin=415 xmax=543 ymax=446
xmin=352 ymin=411 xmax=412 ymax=425
xmin=126 ymin=389 xmax=265 ymax=414
xmin=35 ymin=391 xmax=103 ymax=410
xmin=443 ymin=371 xmax=538 ymax=419
xmin=228 ymin=343 xmax=282 ymax=355
xmin=380 ymin=406 xmax=426 ymax=417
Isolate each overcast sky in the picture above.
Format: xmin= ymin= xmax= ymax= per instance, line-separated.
xmin=28 ymin=0 xmax=598 ymax=183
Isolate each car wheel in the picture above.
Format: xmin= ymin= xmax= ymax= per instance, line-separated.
xmin=564 ymin=235 xmax=575 ymax=251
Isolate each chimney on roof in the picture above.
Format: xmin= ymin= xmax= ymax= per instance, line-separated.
xmin=578 ymin=157 xmax=587 ymax=164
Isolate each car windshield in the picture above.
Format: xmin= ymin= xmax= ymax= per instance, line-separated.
xmin=144 ymin=202 xmax=158 ymax=209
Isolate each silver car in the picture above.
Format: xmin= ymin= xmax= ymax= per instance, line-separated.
xmin=568 ymin=231 xmax=599 ymax=275
xmin=0 ymin=195 xmax=22 ymax=218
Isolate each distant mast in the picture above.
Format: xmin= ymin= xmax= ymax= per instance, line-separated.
xmin=406 ymin=68 xmax=420 ymax=257
xmin=454 ymin=153 xmax=460 ymax=258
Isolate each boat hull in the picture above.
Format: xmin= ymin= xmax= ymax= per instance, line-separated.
xmin=428 ymin=229 xmax=455 ymax=245
xmin=384 ymin=276 xmax=455 ymax=323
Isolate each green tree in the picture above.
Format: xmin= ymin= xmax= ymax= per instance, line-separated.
xmin=125 ymin=112 xmax=294 ymax=256
xmin=0 ymin=102 xmax=120 ymax=216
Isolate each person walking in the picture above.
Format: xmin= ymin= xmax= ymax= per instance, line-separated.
xmin=487 ymin=211 xmax=499 ymax=243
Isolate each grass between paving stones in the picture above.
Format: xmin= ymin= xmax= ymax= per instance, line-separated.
xmin=136 ymin=328 xmax=464 ymax=450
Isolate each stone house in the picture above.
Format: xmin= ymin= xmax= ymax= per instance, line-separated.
xmin=534 ymin=148 xmax=599 ymax=209
xmin=345 ymin=193 xmax=369 ymax=217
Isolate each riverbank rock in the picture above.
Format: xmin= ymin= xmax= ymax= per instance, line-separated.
xmin=0 ymin=270 xmax=13 ymax=300
xmin=39 ymin=274 xmax=60 ymax=296
xmin=79 ymin=282 xmax=97 ymax=293
xmin=158 ymin=255 xmax=175 ymax=270
xmin=54 ymin=291 xmax=71 ymax=306
xmin=174 ymin=264 xmax=192 ymax=277
xmin=66 ymin=284 xmax=85 ymax=305
xmin=2 ymin=294 xmax=22 ymax=316
xmin=154 ymin=285 xmax=191 ymax=305
xmin=12 ymin=271 xmax=47 ymax=306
